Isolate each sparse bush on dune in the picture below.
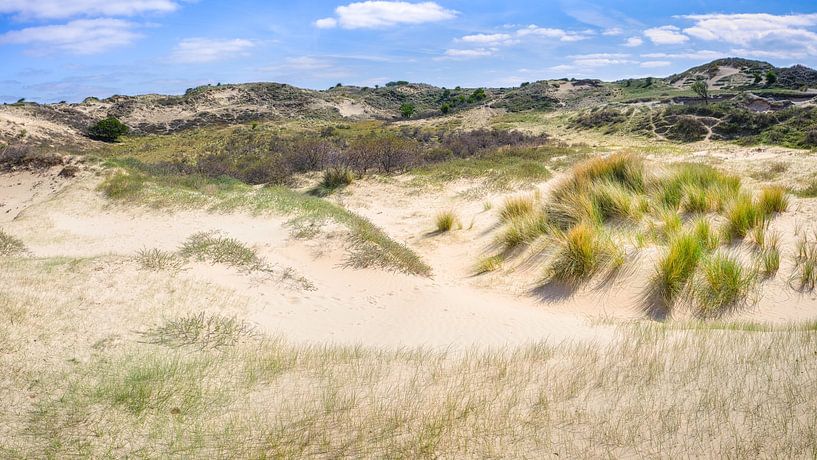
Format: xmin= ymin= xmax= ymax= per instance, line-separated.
xmin=434 ymin=210 xmax=460 ymax=233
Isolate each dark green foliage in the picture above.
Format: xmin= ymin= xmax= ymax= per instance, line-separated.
xmin=665 ymin=116 xmax=708 ymax=142
xmin=765 ymin=71 xmax=778 ymax=86
xmin=88 ymin=117 xmax=130 ymax=142
xmin=400 ymin=103 xmax=415 ymax=118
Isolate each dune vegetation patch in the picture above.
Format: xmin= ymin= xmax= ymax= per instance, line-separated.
xmin=98 ymin=159 xmax=430 ymax=276
xmin=485 ymin=153 xmax=792 ymax=317
xmin=0 ymin=229 xmax=26 ymax=257
xmin=141 ymin=313 xmax=256 ymax=349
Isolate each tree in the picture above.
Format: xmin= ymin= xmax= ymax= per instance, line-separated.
xmin=467 ymin=88 xmax=487 ymax=103
xmin=440 ymin=103 xmax=451 ymax=114
xmin=765 ymin=71 xmax=778 ymax=86
xmin=691 ymin=80 xmax=709 ymax=104
xmin=88 ymin=117 xmax=129 ymax=142
xmin=400 ymin=103 xmax=415 ymax=119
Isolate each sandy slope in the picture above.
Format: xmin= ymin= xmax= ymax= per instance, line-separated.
xmin=1 ymin=172 xmax=613 ymax=349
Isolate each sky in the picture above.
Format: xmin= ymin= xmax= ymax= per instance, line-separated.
xmin=1 ymin=0 xmax=816 ymax=103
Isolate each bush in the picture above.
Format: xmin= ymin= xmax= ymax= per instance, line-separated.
xmin=0 ymin=229 xmax=25 ymax=256
xmin=88 ymin=117 xmax=129 ymax=142
xmin=0 ymin=144 xmax=63 ymax=171
xmin=321 ymin=167 xmax=354 ymax=190
xmin=400 ymin=103 xmax=415 ymax=118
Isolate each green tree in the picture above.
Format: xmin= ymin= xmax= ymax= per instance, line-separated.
xmin=400 ymin=103 xmax=416 ymax=118
xmin=440 ymin=103 xmax=451 ymax=114
xmin=691 ymin=80 xmax=709 ymax=104
xmin=467 ymin=88 xmax=487 ymax=103
xmin=88 ymin=117 xmax=129 ymax=142
xmin=765 ymin=71 xmax=778 ymax=86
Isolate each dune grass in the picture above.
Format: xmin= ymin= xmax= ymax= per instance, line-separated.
xmin=135 ymin=248 xmax=183 ymax=271
xmin=497 ymin=211 xmax=549 ymax=249
xmin=757 ymin=186 xmax=789 ymax=215
xmin=499 ymin=195 xmax=536 ymax=222
xmin=434 ymin=210 xmax=460 ymax=233
xmin=792 ymin=232 xmax=817 ymax=291
xmin=98 ymin=160 xmax=431 ymax=276
xmin=723 ymin=193 xmax=763 ymax=240
xmin=141 ymin=313 xmax=256 ymax=349
xmin=693 ymin=253 xmax=756 ymax=318
xmin=545 ymin=223 xmax=622 ymax=285
xmin=474 ymin=255 xmax=503 ymax=274
xmin=0 ymin=229 xmax=25 ymax=256
xmin=179 ymin=231 xmax=263 ymax=271
xmin=649 ymin=232 xmax=706 ymax=312
xmin=312 ymin=167 xmax=355 ymax=196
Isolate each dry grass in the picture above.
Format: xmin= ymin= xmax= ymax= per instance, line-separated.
xmin=141 ymin=313 xmax=256 ymax=349
xmin=434 ymin=210 xmax=460 ymax=233
xmin=135 ymin=248 xmax=183 ymax=271
xmin=179 ymin=231 xmax=263 ymax=271
xmin=474 ymin=255 xmax=503 ymax=274
xmin=792 ymin=232 xmax=817 ymax=291
xmin=499 ymin=195 xmax=536 ymax=221
xmin=3 ymin=254 xmax=817 ymax=458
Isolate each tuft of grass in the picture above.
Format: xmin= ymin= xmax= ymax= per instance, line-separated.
xmin=499 ymin=195 xmax=536 ymax=222
xmin=656 ymin=163 xmax=740 ymax=212
xmin=792 ymin=232 xmax=817 ymax=291
xmin=0 ymin=229 xmax=26 ymax=256
xmin=434 ymin=210 xmax=460 ymax=233
xmin=649 ymin=232 xmax=706 ymax=312
xmin=757 ymin=186 xmax=789 ymax=216
xmin=545 ymin=223 xmax=620 ymax=286
xmin=141 ymin=313 xmax=256 ymax=349
xmin=474 ymin=255 xmax=503 ymax=274
xmin=691 ymin=218 xmax=720 ymax=251
xmin=135 ymin=248 xmax=183 ymax=271
xmin=693 ymin=253 xmax=756 ymax=317
xmin=498 ymin=211 xmax=548 ymax=249
xmin=179 ymin=232 xmax=262 ymax=271
xmin=722 ymin=193 xmax=763 ymax=240
xmin=98 ymin=170 xmax=148 ymax=199
xmin=758 ymin=231 xmax=781 ymax=278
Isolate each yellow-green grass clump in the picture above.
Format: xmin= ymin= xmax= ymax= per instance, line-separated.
xmin=693 ymin=253 xmax=756 ymax=318
xmin=757 ymin=186 xmax=789 ymax=216
xmin=434 ymin=210 xmax=461 ymax=233
xmin=474 ymin=255 xmax=503 ymax=274
xmin=498 ymin=211 xmax=548 ymax=249
xmin=545 ymin=223 xmax=622 ymax=286
xmin=650 ymin=232 xmax=707 ymax=312
xmin=793 ymin=232 xmax=817 ymax=291
xmin=723 ymin=193 xmax=764 ymax=240
xmin=499 ymin=195 xmax=536 ymax=222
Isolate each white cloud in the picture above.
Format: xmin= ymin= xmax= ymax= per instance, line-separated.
xmin=624 ymin=36 xmax=643 ymax=47
xmin=640 ymin=60 xmax=671 ymax=68
xmin=460 ymin=33 xmax=518 ymax=46
xmin=681 ymin=13 xmax=817 ymax=56
xmin=0 ymin=0 xmax=178 ymax=19
xmin=641 ymin=50 xmax=725 ymax=60
xmin=315 ymin=1 xmax=457 ymax=29
xmin=644 ymin=25 xmax=689 ymax=45
xmin=0 ymin=18 xmax=140 ymax=54
xmin=315 ymin=17 xmax=338 ymax=29
xmin=602 ymin=27 xmax=624 ymax=36
xmin=442 ymin=48 xmax=495 ymax=59
xmin=517 ymin=25 xmax=593 ymax=42
xmin=170 ymin=38 xmax=255 ymax=64
xmin=571 ymin=53 xmax=637 ymax=67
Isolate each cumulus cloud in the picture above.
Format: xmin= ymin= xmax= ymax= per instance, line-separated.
xmin=0 ymin=0 xmax=178 ymax=19
xmin=624 ymin=36 xmax=643 ymax=47
xmin=517 ymin=25 xmax=593 ymax=42
xmin=681 ymin=13 xmax=817 ymax=56
xmin=0 ymin=18 xmax=140 ymax=54
xmin=170 ymin=38 xmax=256 ymax=64
xmin=644 ymin=25 xmax=689 ymax=45
xmin=315 ymin=1 xmax=457 ymax=29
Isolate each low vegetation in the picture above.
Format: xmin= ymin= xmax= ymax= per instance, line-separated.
xmin=434 ymin=210 xmax=460 ymax=233
xmin=0 ymin=229 xmax=26 ymax=256
xmin=489 ymin=154 xmax=786 ymax=316
xmin=134 ymin=248 xmax=183 ymax=271
xmin=792 ymin=232 xmax=817 ymax=291
xmin=141 ymin=313 xmax=256 ymax=349
xmin=179 ymin=232 xmax=263 ymax=271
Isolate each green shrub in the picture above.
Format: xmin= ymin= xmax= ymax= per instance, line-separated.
xmin=88 ymin=117 xmax=129 ymax=142
xmin=321 ymin=167 xmax=355 ymax=190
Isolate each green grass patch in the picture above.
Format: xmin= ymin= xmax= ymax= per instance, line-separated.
xmin=434 ymin=210 xmax=460 ymax=233
xmin=693 ymin=253 xmax=756 ymax=318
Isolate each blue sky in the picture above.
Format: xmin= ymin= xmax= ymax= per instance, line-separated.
xmin=1 ymin=0 xmax=816 ymax=102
